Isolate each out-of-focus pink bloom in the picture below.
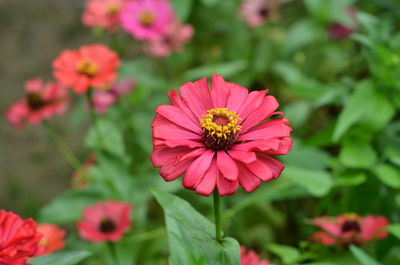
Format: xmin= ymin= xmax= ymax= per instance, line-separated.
xmin=82 ymin=0 xmax=126 ymax=31
xmin=0 ymin=210 xmax=44 ymax=265
xmin=53 ymin=44 xmax=120 ymax=94
xmin=92 ymin=79 xmax=135 ymax=113
xmin=119 ymin=0 xmax=174 ymax=40
xmin=151 ymin=74 xmax=292 ymax=196
xmin=77 ymin=201 xmax=132 ymax=242
xmin=329 ymin=7 xmax=357 ymax=39
xmin=241 ymin=246 xmax=270 ymax=265
xmin=6 ymin=78 xmax=68 ymax=128
xmin=311 ymin=213 xmax=389 ymax=246
xmin=239 ymin=0 xmax=281 ymax=27
xmin=143 ymin=21 xmax=194 ymax=57
xmin=37 ymin=224 xmax=66 ymax=255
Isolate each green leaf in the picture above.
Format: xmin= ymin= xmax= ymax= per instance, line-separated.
xmin=339 ymin=141 xmax=377 ymax=169
xmin=183 ymin=61 xmax=248 ymax=81
xmin=30 ymin=251 xmax=91 ymax=265
xmin=283 ymin=101 xmax=312 ymax=129
xmin=374 ymin=164 xmax=400 ymax=189
xmin=388 ymin=224 xmax=400 ymax=240
xmin=153 ymin=190 xmax=240 ymax=265
xmin=283 ymin=166 xmax=333 ymax=197
xmin=282 ymin=141 xmax=330 ymax=170
xmin=38 ymin=189 xmax=103 ymax=224
xmin=336 ymin=172 xmax=367 ymax=187
xmin=283 ymin=19 xmax=323 ymax=54
xmin=170 ymin=0 xmax=193 ymax=21
xmin=266 ymin=243 xmax=301 ymax=264
xmin=349 ymin=245 xmax=382 ymax=265
xmin=85 ymin=119 xmax=125 ymax=157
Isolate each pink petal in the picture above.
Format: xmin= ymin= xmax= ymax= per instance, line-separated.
xmin=237 ymin=90 xmax=267 ymax=120
xmin=153 ymin=124 xmax=201 ymax=140
xmin=156 ymin=104 xmax=201 ymax=134
xmin=195 ymin=158 xmax=218 ymax=196
xmin=244 ymin=154 xmax=284 ymax=182
xmin=179 ymin=77 xmax=213 ymax=119
xmin=225 ymin=82 xmax=249 ymax=113
xmin=238 ymin=163 xmax=261 ymax=192
xmin=360 ymin=216 xmax=389 ymax=241
xmin=217 ymin=174 xmax=239 ymax=196
xmin=210 ymin=74 xmax=230 ymax=108
xmin=183 ymin=150 xmax=215 ymax=189
xmin=217 ymin=151 xmax=239 ymax=181
xmin=228 ymin=150 xmax=257 ymax=164
xmin=241 ymin=96 xmax=279 ymax=132
xmin=313 ymin=217 xmax=342 ymax=237
xmin=239 ymin=118 xmax=291 ymax=141
xmin=311 ymin=231 xmax=338 ymax=245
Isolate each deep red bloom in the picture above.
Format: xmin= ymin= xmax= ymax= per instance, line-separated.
xmin=5 ymin=78 xmax=68 ymax=128
xmin=77 ymin=201 xmax=132 ymax=242
xmin=0 ymin=210 xmax=43 ymax=265
xmin=329 ymin=7 xmax=357 ymax=40
xmin=37 ymin=224 xmax=66 ymax=255
xmin=241 ymin=246 xmax=270 ymax=265
xmin=151 ymin=74 xmax=292 ymax=196
xmin=311 ymin=213 xmax=389 ymax=246
xmin=52 ymin=44 xmax=120 ymax=94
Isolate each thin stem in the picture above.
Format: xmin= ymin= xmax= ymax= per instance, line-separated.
xmin=86 ymin=88 xmax=104 ymax=148
xmin=213 ymin=189 xmax=223 ymax=242
xmin=107 ymin=241 xmax=120 ymax=265
xmin=45 ymin=121 xmax=81 ymax=171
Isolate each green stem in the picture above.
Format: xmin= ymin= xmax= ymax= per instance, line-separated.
xmin=213 ymin=189 xmax=223 ymax=242
xmin=107 ymin=241 xmax=120 ymax=265
xmin=45 ymin=121 xmax=81 ymax=171
xmin=86 ymin=88 xmax=104 ymax=148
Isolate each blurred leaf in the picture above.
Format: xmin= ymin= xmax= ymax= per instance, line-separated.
xmin=304 ymin=0 xmax=355 ymax=23
xmin=266 ymin=243 xmax=300 ymax=264
xmin=200 ymin=0 xmax=217 ymax=7
xmin=282 ymin=141 xmax=330 ymax=170
xmin=339 ymin=141 xmax=377 ymax=169
xmin=349 ymin=245 xmax=382 ymax=265
xmin=153 ymin=190 xmax=240 ymax=265
xmin=374 ymin=164 xmax=400 ymax=189
xmin=39 ymin=188 xmax=103 ymax=224
xmin=283 ymin=19 xmax=323 ymax=54
xmin=30 ymin=251 xmax=91 ymax=265
xmin=283 ymin=166 xmax=333 ymax=197
xmin=85 ymin=119 xmax=125 ymax=157
xmin=170 ymin=0 xmax=193 ymax=21
xmin=336 ymin=172 xmax=367 ymax=187
xmin=388 ymin=224 xmax=400 ymax=240
xmin=119 ymin=59 xmax=165 ymax=89
xmin=183 ymin=60 xmax=248 ymax=81
xmin=283 ymin=101 xmax=312 ymax=129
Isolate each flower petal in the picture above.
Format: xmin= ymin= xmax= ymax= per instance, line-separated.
xmin=179 ymin=77 xmax=213 ymax=119
xmin=210 ymin=74 xmax=230 ymax=108
xmin=238 ymin=163 xmax=261 ymax=192
xmin=195 ymin=158 xmax=218 ymax=196
xmin=217 ymin=174 xmax=238 ymax=196
xmin=217 ymin=151 xmax=239 ymax=181
xmin=183 ymin=150 xmax=215 ymax=189
xmin=244 ymin=154 xmax=284 ymax=182
xmin=241 ymin=95 xmax=279 ymax=132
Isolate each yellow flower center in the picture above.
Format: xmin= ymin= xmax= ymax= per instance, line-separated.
xmin=139 ymin=10 xmax=155 ymax=26
xmin=106 ymin=3 xmax=120 ymax=15
xmin=199 ymin=108 xmax=242 ymax=150
xmin=77 ymin=59 xmax=98 ymax=77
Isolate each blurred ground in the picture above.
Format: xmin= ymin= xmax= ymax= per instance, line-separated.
xmin=0 ymin=0 xmax=89 ymax=217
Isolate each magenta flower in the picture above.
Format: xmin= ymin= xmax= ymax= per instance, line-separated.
xmin=329 ymin=7 xmax=357 ymax=40
xmin=239 ymin=0 xmax=281 ymax=27
xmin=77 ymin=201 xmax=132 ymax=242
xmin=92 ymin=79 xmax=135 ymax=113
xmin=311 ymin=213 xmax=389 ymax=246
xmin=241 ymin=246 xmax=270 ymax=265
xmin=119 ymin=0 xmax=174 ymax=40
xmin=151 ymin=74 xmax=292 ymax=196
xmin=143 ymin=20 xmax=194 ymax=57
xmin=6 ymin=78 xmax=69 ymax=128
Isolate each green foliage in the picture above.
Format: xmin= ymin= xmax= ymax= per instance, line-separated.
xmin=30 ymin=251 xmax=92 ymax=265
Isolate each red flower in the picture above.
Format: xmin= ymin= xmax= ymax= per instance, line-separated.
xmin=329 ymin=7 xmax=357 ymax=40
xmin=77 ymin=201 xmax=132 ymax=242
xmin=0 ymin=210 xmax=43 ymax=265
xmin=241 ymin=246 xmax=270 ymax=265
xmin=311 ymin=213 xmax=389 ymax=246
xmin=52 ymin=44 xmax=120 ymax=94
xmin=151 ymin=74 xmax=292 ymax=196
xmin=82 ymin=0 xmax=126 ymax=31
xmin=37 ymin=224 xmax=66 ymax=255
xmin=6 ymin=78 xmax=68 ymax=128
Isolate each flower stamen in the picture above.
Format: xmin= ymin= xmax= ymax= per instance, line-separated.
xmin=200 ymin=108 xmax=242 ymax=150
xmin=139 ymin=10 xmax=155 ymax=26
xmin=77 ymin=59 xmax=98 ymax=77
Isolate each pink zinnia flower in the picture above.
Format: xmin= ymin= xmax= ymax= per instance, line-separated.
xmin=37 ymin=224 xmax=66 ymax=255
xmin=52 ymin=44 xmax=120 ymax=94
xmin=82 ymin=0 xmax=126 ymax=31
xmin=143 ymin=21 xmax=194 ymax=57
xmin=241 ymin=246 xmax=270 ymax=265
xmin=329 ymin=7 xmax=357 ymax=40
xmin=239 ymin=0 xmax=281 ymax=27
xmin=77 ymin=201 xmax=132 ymax=242
xmin=92 ymin=78 xmax=135 ymax=113
xmin=119 ymin=0 xmax=174 ymax=40
xmin=0 ymin=210 xmax=44 ymax=265
xmin=151 ymin=74 xmax=292 ymax=196
xmin=6 ymin=78 xmax=68 ymax=128
xmin=311 ymin=213 xmax=389 ymax=246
